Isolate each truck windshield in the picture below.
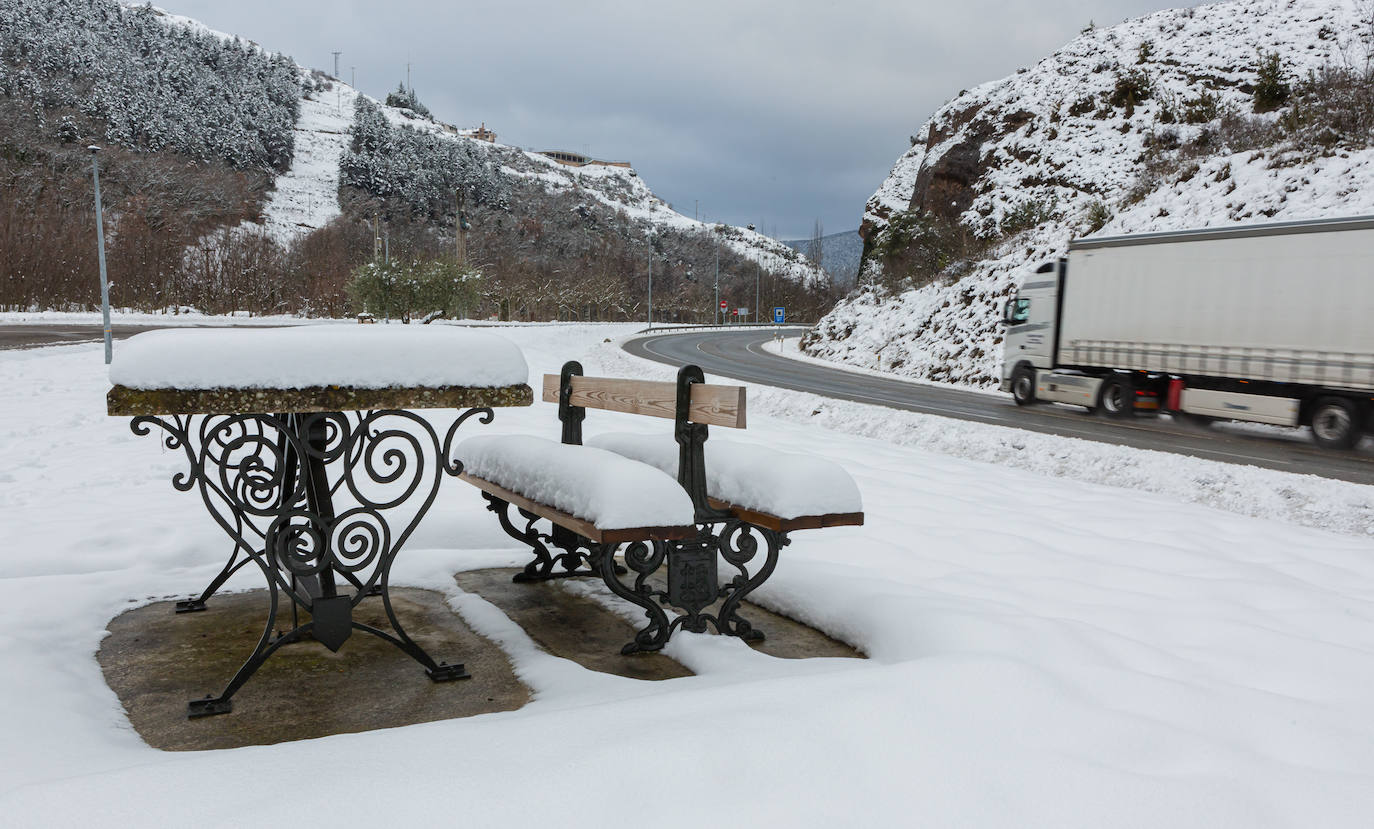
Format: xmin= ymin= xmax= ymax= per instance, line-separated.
xmin=1010 ymin=297 xmax=1030 ymax=324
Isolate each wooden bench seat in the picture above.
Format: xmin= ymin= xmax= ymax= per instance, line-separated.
xmin=458 ymin=472 xmax=696 ymax=544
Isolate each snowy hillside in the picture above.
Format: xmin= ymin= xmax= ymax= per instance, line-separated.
xmin=805 ymin=0 xmax=1374 ymax=386
xmin=1 ymin=0 xmax=824 ymax=317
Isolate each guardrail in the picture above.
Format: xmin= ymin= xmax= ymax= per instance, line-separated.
xmin=634 ymin=323 xmax=812 ymax=335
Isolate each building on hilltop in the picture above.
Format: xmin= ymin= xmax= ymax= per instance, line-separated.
xmin=539 ymin=149 xmax=631 ymax=169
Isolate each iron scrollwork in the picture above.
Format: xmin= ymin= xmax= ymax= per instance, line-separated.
xmin=132 ymin=406 xmax=494 ymax=717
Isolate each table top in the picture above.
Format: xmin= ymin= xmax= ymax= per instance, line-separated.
xmin=106 ymin=383 xmax=533 ymax=416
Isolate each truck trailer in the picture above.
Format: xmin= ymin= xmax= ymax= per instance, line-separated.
xmin=999 ymin=215 xmax=1374 ymax=449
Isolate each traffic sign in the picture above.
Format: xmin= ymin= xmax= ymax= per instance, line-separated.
xmin=773 ymin=307 xmax=785 ymax=324
xmin=719 ymin=300 xmax=727 ymax=309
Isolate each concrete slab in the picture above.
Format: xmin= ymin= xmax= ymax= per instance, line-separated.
xmin=455 ymin=568 xmax=862 ymax=675
xmin=455 ymin=569 xmax=693 ymax=680
xmin=98 ymin=587 xmax=529 ymax=751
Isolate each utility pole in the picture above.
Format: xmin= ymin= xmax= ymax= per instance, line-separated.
xmin=713 ymin=240 xmax=720 ymax=325
xmin=755 ymin=262 xmax=760 ymax=325
xmin=351 ymin=66 xmax=356 ymax=88
xmin=406 ymin=62 xmax=411 ymax=92
xmin=89 ymin=146 xmax=111 ymax=364
xmin=332 ymin=51 xmax=341 ymax=79
xmin=647 ymin=243 xmax=653 ymax=329
xmin=455 ymin=187 xmax=468 ymax=267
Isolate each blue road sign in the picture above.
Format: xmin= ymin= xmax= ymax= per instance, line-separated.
xmin=773 ymin=307 xmax=785 ymax=324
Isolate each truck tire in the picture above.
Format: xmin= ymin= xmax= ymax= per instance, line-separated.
xmin=1011 ymin=365 xmax=1037 ymax=406
xmin=1310 ymin=397 xmax=1361 ymax=450
xmin=1097 ymin=376 xmax=1134 ymax=419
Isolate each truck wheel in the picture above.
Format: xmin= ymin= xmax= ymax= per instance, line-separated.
xmin=1011 ymin=366 xmax=1036 ymax=406
xmin=1097 ymin=376 xmax=1134 ymax=419
xmin=1311 ymin=397 xmax=1361 ymax=450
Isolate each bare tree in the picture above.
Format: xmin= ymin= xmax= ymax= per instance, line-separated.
xmin=806 ymin=218 xmax=825 ymax=268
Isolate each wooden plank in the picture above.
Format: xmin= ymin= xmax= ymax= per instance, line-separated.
xmin=107 ymin=384 xmax=533 ymax=417
xmin=707 ymin=497 xmax=864 ymax=533
xmin=540 ymin=374 xmax=745 ymax=428
xmin=458 ymin=472 xmax=697 ymax=544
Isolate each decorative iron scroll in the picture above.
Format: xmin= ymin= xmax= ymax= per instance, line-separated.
xmin=491 ymin=508 xmax=789 ymax=654
xmin=131 ymin=406 xmax=493 ymax=717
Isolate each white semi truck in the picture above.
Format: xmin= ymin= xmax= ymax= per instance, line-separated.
xmin=999 ymin=215 xmax=1374 ymax=449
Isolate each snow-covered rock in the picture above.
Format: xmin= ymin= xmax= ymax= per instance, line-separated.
xmin=809 ymin=0 xmax=1374 ymax=387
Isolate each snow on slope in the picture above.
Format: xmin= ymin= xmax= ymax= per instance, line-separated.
xmin=810 ymin=0 xmax=1374 ymax=386
xmin=254 ymin=80 xmax=358 ymax=243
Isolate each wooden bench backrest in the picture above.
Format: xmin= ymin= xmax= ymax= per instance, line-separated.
xmin=541 ymin=374 xmax=746 ymax=429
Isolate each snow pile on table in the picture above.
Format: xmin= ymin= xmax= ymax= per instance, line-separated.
xmin=589 ymin=432 xmax=862 ymax=518
xmin=108 ymin=325 xmax=528 ymax=389
xmin=807 ymin=0 xmax=1374 ymax=388
xmin=456 ymin=434 xmax=694 ymax=529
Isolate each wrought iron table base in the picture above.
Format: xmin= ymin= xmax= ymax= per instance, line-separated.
xmin=133 ymin=407 xmax=491 ymax=717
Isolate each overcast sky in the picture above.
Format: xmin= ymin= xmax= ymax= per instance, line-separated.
xmin=165 ymin=0 xmax=1181 ymax=239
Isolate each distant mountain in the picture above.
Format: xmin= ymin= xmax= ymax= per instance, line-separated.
xmin=782 ymin=230 xmax=863 ymax=287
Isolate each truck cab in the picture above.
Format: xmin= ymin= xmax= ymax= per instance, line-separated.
xmin=1000 ymin=260 xmax=1060 ymax=384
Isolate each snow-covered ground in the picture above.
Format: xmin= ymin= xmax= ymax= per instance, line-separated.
xmin=4 ymin=324 xmax=1374 ymax=826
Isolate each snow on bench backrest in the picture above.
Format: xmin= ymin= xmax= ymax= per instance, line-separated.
xmin=587 ymin=432 xmax=863 ymax=520
xmin=541 ymin=374 xmax=745 ymax=428
xmin=109 ymin=325 xmax=528 ymax=390
xmin=456 ymin=435 xmax=695 ymax=530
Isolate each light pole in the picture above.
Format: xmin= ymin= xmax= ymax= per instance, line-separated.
xmin=89 ymin=146 xmax=112 ymax=364
xmin=755 ymin=262 xmax=760 ymax=325
xmin=713 ymin=240 xmax=720 ymax=325
xmin=646 ymin=241 xmax=653 ymax=328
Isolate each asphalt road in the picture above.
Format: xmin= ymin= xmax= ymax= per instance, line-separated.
xmin=625 ymin=327 xmax=1374 ymax=486
xmin=0 ymin=322 xmax=219 ymax=349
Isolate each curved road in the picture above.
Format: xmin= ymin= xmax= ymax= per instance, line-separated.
xmin=625 ymin=327 xmax=1374 ymax=486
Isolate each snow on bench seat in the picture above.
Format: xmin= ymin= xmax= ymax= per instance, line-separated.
xmin=587 ymin=432 xmax=863 ymax=521
xmin=108 ymin=325 xmax=528 ymax=390
xmin=455 ymin=435 xmax=695 ymax=531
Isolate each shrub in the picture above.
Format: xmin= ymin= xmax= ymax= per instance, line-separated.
xmin=1001 ymin=195 xmax=1060 ymax=235
xmin=1252 ymin=51 xmax=1290 ymax=113
xmin=1183 ymin=91 xmax=1221 ymax=123
xmin=347 ymin=258 xmax=481 ymax=322
xmin=1109 ymin=70 xmax=1152 ymax=116
xmin=1083 ymin=200 xmax=1111 ymax=233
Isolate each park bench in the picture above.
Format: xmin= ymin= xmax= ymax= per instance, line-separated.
xmin=455 ymin=361 xmax=863 ymax=654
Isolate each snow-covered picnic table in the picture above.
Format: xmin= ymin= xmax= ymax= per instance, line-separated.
xmin=106 ymin=325 xmax=532 ymax=717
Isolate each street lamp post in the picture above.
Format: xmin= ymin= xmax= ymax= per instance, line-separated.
xmin=89 ymin=146 xmax=112 ymax=364
xmin=713 ymin=240 xmax=719 ymax=325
